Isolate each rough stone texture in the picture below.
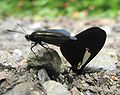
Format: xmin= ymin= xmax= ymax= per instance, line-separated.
xmin=0 ymin=50 xmax=18 ymax=68
xmin=43 ymin=80 xmax=70 ymax=95
xmin=70 ymin=87 xmax=83 ymax=95
xmin=0 ymin=17 xmax=120 ymax=95
xmin=2 ymin=82 xmax=46 ymax=95
xmin=12 ymin=49 xmax=23 ymax=62
xmin=38 ymin=69 xmax=50 ymax=84
xmin=27 ymin=48 xmax=62 ymax=77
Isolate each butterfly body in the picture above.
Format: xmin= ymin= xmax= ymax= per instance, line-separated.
xmin=25 ymin=29 xmax=77 ymax=46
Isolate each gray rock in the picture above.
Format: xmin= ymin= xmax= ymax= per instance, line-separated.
xmin=0 ymin=50 xmax=18 ymax=68
xmin=3 ymin=82 xmax=46 ymax=95
xmin=87 ymin=48 xmax=118 ymax=71
xmin=27 ymin=48 xmax=62 ymax=76
xmin=70 ymin=87 xmax=83 ymax=95
xmin=84 ymin=90 xmax=93 ymax=95
xmin=0 ymin=69 xmax=19 ymax=94
xmin=17 ymin=59 xmax=28 ymax=68
xmin=0 ymin=71 xmax=8 ymax=81
xmin=12 ymin=49 xmax=23 ymax=62
xmin=38 ymin=69 xmax=50 ymax=84
xmin=43 ymin=80 xmax=70 ymax=95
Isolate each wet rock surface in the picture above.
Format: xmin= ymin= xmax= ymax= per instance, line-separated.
xmin=0 ymin=17 xmax=120 ymax=95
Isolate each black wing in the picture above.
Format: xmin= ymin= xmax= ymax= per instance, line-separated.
xmin=60 ymin=27 xmax=106 ymax=73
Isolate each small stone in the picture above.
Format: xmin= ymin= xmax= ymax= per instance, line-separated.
xmin=43 ymin=80 xmax=70 ymax=95
xmin=70 ymin=87 xmax=83 ymax=95
xmin=12 ymin=49 xmax=23 ymax=62
xmin=84 ymin=90 xmax=93 ymax=95
xmin=38 ymin=69 xmax=50 ymax=84
xmin=0 ymin=50 xmax=18 ymax=68
xmin=0 ymin=71 xmax=8 ymax=81
xmin=18 ymin=59 xmax=28 ymax=68
xmin=111 ymin=75 xmax=119 ymax=81
xmin=3 ymin=82 xmax=46 ymax=95
xmin=27 ymin=48 xmax=62 ymax=77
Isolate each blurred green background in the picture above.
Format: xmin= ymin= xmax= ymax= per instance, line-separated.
xmin=0 ymin=0 xmax=120 ymax=19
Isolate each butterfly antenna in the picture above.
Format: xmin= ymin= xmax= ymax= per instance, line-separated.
xmin=17 ymin=23 xmax=27 ymax=34
xmin=7 ymin=29 xmax=25 ymax=34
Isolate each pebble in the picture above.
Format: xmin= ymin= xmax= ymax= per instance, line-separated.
xmin=2 ymin=82 xmax=46 ymax=95
xmin=27 ymin=48 xmax=62 ymax=77
xmin=111 ymin=75 xmax=119 ymax=81
xmin=0 ymin=50 xmax=18 ymax=68
xmin=43 ymin=80 xmax=70 ymax=95
xmin=0 ymin=17 xmax=120 ymax=95
xmin=0 ymin=71 xmax=8 ymax=81
xmin=12 ymin=49 xmax=23 ymax=62
xmin=18 ymin=59 xmax=28 ymax=68
xmin=38 ymin=69 xmax=50 ymax=84
xmin=70 ymin=87 xmax=83 ymax=95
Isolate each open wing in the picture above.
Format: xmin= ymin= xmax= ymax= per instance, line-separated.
xmin=60 ymin=27 xmax=106 ymax=73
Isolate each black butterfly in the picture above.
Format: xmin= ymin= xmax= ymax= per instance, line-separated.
xmin=8 ymin=27 xmax=106 ymax=74
xmin=60 ymin=27 xmax=106 ymax=73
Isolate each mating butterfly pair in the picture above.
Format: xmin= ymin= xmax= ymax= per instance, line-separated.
xmin=8 ymin=27 xmax=106 ymax=74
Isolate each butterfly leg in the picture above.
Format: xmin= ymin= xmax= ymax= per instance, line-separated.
xmin=30 ymin=42 xmax=39 ymax=60
xmin=39 ymin=42 xmax=53 ymax=60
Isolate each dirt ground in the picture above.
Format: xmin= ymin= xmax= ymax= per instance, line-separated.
xmin=0 ymin=17 xmax=120 ymax=95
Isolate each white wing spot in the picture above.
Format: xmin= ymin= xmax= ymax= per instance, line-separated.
xmin=77 ymin=48 xmax=91 ymax=69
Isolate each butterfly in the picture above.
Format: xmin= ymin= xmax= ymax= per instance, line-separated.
xmin=60 ymin=27 xmax=106 ymax=73
xmin=8 ymin=27 xmax=106 ymax=74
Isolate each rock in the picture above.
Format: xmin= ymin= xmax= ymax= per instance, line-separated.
xmin=0 ymin=50 xmax=18 ymax=68
xmin=43 ymin=80 xmax=70 ymax=95
xmin=0 ymin=71 xmax=8 ymax=81
xmin=12 ymin=49 xmax=23 ymax=62
xmin=27 ymin=48 xmax=62 ymax=77
xmin=84 ymin=90 xmax=93 ymax=95
xmin=18 ymin=59 xmax=28 ymax=68
xmin=70 ymin=87 xmax=83 ymax=95
xmin=38 ymin=69 xmax=50 ymax=84
xmin=0 ymin=69 xmax=18 ymax=94
xmin=3 ymin=82 xmax=46 ymax=95
xmin=87 ymin=48 xmax=118 ymax=71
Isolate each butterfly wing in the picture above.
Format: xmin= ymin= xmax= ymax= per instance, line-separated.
xmin=60 ymin=27 xmax=106 ymax=73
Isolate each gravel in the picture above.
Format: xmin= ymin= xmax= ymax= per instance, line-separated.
xmin=0 ymin=17 xmax=120 ymax=95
